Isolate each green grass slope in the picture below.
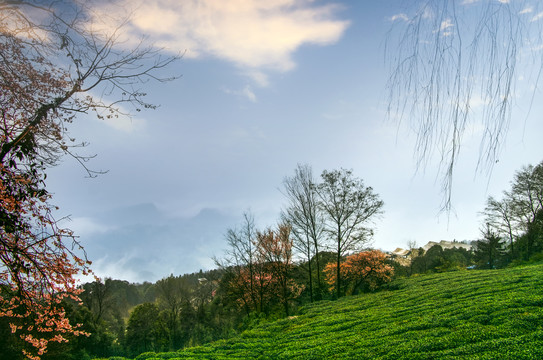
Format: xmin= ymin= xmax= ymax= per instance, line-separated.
xmin=119 ymin=264 xmax=543 ymax=360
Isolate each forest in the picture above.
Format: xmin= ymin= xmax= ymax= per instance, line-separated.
xmin=1 ymin=160 xmax=541 ymax=360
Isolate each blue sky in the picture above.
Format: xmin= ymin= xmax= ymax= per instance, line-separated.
xmin=46 ymin=0 xmax=543 ymax=282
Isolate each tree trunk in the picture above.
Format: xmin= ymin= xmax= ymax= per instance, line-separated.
xmin=314 ymin=246 xmax=322 ymax=300
xmin=336 ymin=232 xmax=342 ymax=298
xmin=307 ymin=237 xmax=313 ymax=302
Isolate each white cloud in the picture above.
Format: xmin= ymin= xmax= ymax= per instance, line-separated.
xmin=531 ymin=12 xmax=543 ymax=22
xmin=90 ymin=255 xmax=152 ymax=283
xmin=432 ymin=18 xmax=454 ymax=37
xmin=242 ymin=86 xmax=257 ymax=102
xmin=422 ymin=7 xmax=434 ymax=19
xmin=462 ymin=0 xmax=510 ymax=6
xmin=222 ymin=85 xmax=258 ymax=102
xmin=389 ymin=13 xmax=408 ymax=22
xmin=86 ymin=0 xmax=349 ymax=84
xmin=440 ymin=19 xmax=454 ymax=31
xmin=246 ymin=70 xmax=271 ymax=87
xmin=103 ymin=115 xmax=145 ymax=132
xmin=90 ymin=99 xmax=146 ymax=132
xmin=67 ymin=217 xmax=114 ymax=237
xmin=520 ymin=6 xmax=533 ymax=14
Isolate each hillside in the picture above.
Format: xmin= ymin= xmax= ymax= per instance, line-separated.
xmin=100 ymin=264 xmax=543 ymax=360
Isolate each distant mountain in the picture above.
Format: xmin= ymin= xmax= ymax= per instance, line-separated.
xmin=79 ymin=204 xmax=239 ymax=282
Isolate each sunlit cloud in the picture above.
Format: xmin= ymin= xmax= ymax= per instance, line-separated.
xmin=519 ymin=6 xmax=533 ymax=15
xmin=102 ymin=115 xmax=145 ymax=133
xmin=86 ymin=0 xmax=349 ymax=85
xmin=88 ymin=98 xmax=146 ymax=132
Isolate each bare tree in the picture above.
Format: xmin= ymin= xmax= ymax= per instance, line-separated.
xmin=280 ymin=164 xmax=325 ymax=301
xmin=316 ymin=169 xmax=384 ymax=298
xmin=386 ymin=0 xmax=542 ymax=211
xmin=216 ymin=211 xmax=261 ymax=314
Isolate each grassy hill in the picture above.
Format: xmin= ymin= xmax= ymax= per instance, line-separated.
xmin=101 ymin=264 xmax=543 ymax=360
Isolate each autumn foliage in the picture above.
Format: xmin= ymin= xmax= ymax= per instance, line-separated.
xmin=0 ymin=14 xmax=91 ymax=360
xmin=324 ymin=250 xmax=394 ymax=295
xmin=0 ymin=164 xmax=93 ymax=360
xmin=257 ymin=225 xmax=304 ymax=316
xmin=222 ymin=223 xmax=303 ymax=317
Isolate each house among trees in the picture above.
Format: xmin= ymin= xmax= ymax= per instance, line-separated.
xmin=422 ymin=240 xmax=473 ymax=252
xmin=391 ymin=240 xmax=473 ymax=266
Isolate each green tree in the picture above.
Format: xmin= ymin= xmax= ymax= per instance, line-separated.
xmin=510 ymin=162 xmax=543 ymax=258
xmin=80 ymin=278 xmax=113 ymax=325
xmin=482 ymin=160 xmax=543 ymax=261
xmin=515 ymin=209 xmax=543 ymax=261
xmin=474 ymin=227 xmax=505 ymax=269
xmin=125 ymin=303 xmax=167 ymax=356
xmin=156 ymin=275 xmax=190 ymax=350
xmin=316 ymin=169 xmax=384 ymax=298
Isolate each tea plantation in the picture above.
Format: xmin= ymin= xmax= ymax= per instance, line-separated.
xmin=98 ymin=264 xmax=543 ymax=359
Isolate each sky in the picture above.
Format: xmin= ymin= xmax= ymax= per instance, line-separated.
xmin=44 ymin=0 xmax=543 ymax=283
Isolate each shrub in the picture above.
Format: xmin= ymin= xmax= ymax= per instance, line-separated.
xmin=135 ymin=352 xmax=158 ymax=360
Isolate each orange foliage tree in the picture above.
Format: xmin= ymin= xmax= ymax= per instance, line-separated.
xmin=257 ymin=224 xmax=303 ymax=317
xmin=324 ymin=250 xmax=394 ymax=295
xmin=229 ymin=267 xmax=273 ymax=315
xmin=0 ymin=2 xmax=176 ymax=358
xmin=219 ymin=220 xmax=303 ymax=317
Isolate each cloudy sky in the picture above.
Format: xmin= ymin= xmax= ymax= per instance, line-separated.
xmin=45 ymin=0 xmax=543 ymax=283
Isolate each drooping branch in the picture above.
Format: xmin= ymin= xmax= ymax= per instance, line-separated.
xmin=386 ymin=0 xmax=542 ymax=212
